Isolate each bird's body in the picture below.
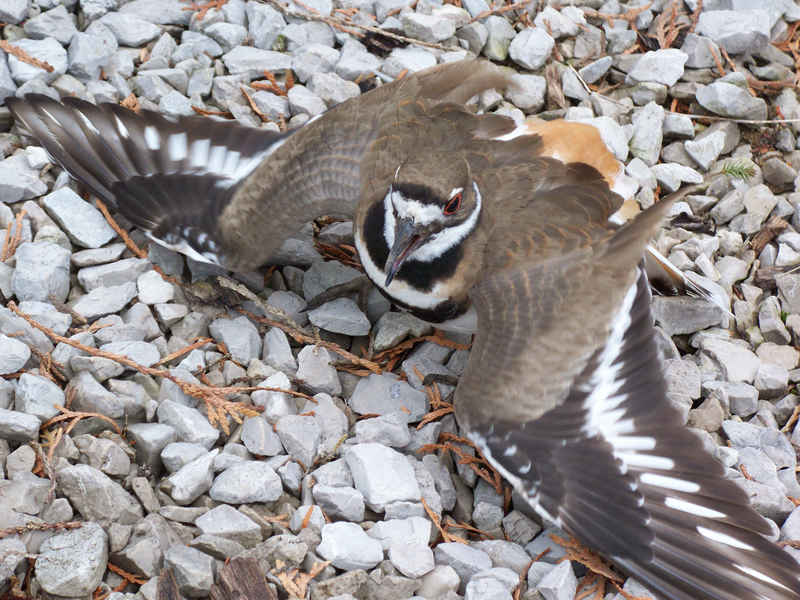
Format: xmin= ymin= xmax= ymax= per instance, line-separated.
xmin=8 ymin=60 xmax=800 ymax=600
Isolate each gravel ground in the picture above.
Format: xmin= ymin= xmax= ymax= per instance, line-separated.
xmin=2 ymin=0 xmax=800 ymax=599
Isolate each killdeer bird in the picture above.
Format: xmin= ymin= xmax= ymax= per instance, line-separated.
xmin=8 ymin=60 xmax=800 ymax=600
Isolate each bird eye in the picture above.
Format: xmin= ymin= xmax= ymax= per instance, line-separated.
xmin=443 ymin=191 xmax=462 ymax=215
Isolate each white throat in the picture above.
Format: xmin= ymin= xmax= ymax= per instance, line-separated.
xmin=383 ymin=182 xmax=482 ymax=263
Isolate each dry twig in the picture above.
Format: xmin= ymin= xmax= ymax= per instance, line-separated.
xmin=0 ymin=520 xmax=82 ymax=540
xmin=8 ymin=302 xmax=268 ymax=434
xmin=272 ymin=559 xmax=330 ymax=598
xmin=652 ymin=0 xmax=687 ymax=50
xmin=241 ymin=85 xmax=271 ymax=122
xmin=314 ymin=241 xmax=363 ymax=270
xmin=0 ymin=40 xmax=54 ymax=72
xmin=192 ymin=105 xmax=234 ymax=118
xmin=750 ymin=216 xmax=789 ymax=255
xmin=43 ymin=404 xmax=122 ymax=436
xmin=120 ymin=93 xmax=141 ymax=113
xmin=155 ymin=337 xmax=215 ymax=366
xmin=415 ymin=366 xmax=455 ymax=428
xmin=239 ymin=307 xmax=383 ymax=374
xmin=95 ymin=199 xmax=146 ymax=258
xmin=421 ymin=497 xmax=467 ymax=543
xmin=783 ymin=403 xmax=800 ymax=433
xmin=582 ymin=2 xmax=652 ymax=27
xmin=469 ymin=0 xmax=531 ymax=23
xmin=545 ymin=63 xmax=567 ymax=110
xmin=1 ymin=209 xmax=27 ymax=261
xmin=576 ymin=572 xmax=608 ymax=600
xmin=106 ymin=563 xmax=148 ymax=586
xmin=251 ymin=69 xmax=293 ymax=96
xmin=96 ymin=198 xmax=183 ymax=288
xmin=551 ymin=534 xmax=626 ymax=585
xmin=182 ymin=0 xmax=228 ymax=20
xmin=418 ymin=431 xmax=504 ymax=495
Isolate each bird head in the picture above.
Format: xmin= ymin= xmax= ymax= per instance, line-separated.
xmin=382 ymin=158 xmax=482 ymax=287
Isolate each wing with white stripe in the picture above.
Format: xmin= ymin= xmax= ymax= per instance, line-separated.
xmin=465 ymin=269 xmax=800 ymax=600
xmin=457 ymin=200 xmax=800 ymax=600
xmin=7 ymin=94 xmax=288 ymax=266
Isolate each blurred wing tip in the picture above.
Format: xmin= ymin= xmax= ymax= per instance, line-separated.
xmin=645 ymin=245 xmax=733 ymax=316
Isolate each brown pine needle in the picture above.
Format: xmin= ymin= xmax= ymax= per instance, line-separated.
xmin=241 ymin=85 xmax=271 ymax=122
xmin=1 ymin=209 xmax=28 ymax=261
xmin=300 ymin=505 xmax=315 ymax=530
xmin=182 ymin=0 xmax=228 ymax=19
xmin=94 ymin=199 xmax=145 ymax=258
xmin=314 ymin=241 xmax=363 ymax=270
xmin=8 ymin=302 xmax=266 ymax=435
xmin=263 ymin=513 xmax=290 ymax=526
xmin=444 ymin=520 xmax=493 ymax=540
xmin=583 ymin=1 xmax=652 ymax=26
xmin=192 ymin=105 xmax=234 ymax=118
xmin=238 ymin=307 xmax=382 ymax=374
xmin=418 ymin=432 xmax=503 ymax=496
xmin=782 ymin=403 xmax=800 ymax=432
xmin=43 ymin=404 xmax=122 ymax=436
xmin=40 ymin=426 xmax=65 ymax=469
xmin=611 ymin=580 xmax=656 ymax=600
xmin=155 ymin=337 xmax=215 ymax=366
xmin=106 ymin=563 xmax=148 ymax=585
xmin=512 ymin=559 xmax=535 ymax=600
xmin=0 ymin=40 xmax=54 ymax=72
xmin=0 ymin=520 xmax=82 ymax=539
xmin=95 ymin=198 xmax=184 ymax=288
xmin=120 ymin=93 xmax=141 ymax=113
xmin=257 ymin=69 xmax=289 ymax=96
xmin=415 ymin=366 xmax=455 ymax=428
xmin=273 ymin=559 xmax=330 ymax=598
xmin=421 ymin=497 xmax=466 ymax=544
xmin=550 ymin=534 xmax=622 ymax=583
xmin=417 ymin=406 xmax=455 ymax=428
xmin=372 ymin=330 xmax=471 ymax=363
xmin=469 ymin=0 xmax=531 ymax=23
xmin=576 ymin=572 xmax=607 ymax=600
xmin=708 ymin=43 xmax=726 ymax=75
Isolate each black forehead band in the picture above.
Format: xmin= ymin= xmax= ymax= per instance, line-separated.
xmin=393 ymin=182 xmax=443 ymax=205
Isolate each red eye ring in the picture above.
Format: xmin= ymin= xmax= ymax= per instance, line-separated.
xmin=444 ymin=192 xmax=462 ymax=215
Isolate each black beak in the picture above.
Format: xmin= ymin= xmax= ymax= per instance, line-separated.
xmin=384 ymin=217 xmax=423 ymax=287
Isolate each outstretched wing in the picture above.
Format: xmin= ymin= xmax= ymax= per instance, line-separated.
xmin=8 ymin=60 xmax=514 ymax=271
xmin=457 ymin=195 xmax=800 ymax=599
xmin=7 ymin=94 xmax=287 ymax=265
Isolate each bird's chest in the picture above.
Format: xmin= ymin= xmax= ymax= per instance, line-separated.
xmin=354 ymin=202 xmax=476 ymax=333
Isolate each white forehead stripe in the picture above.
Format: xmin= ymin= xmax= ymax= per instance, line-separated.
xmin=393 ymin=194 xmax=446 ymax=226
